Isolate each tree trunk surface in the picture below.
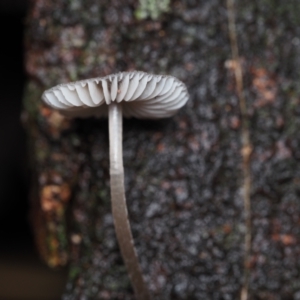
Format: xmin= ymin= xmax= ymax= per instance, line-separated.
xmin=24 ymin=0 xmax=300 ymax=299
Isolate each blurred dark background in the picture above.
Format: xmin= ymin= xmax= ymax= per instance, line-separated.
xmin=0 ymin=1 xmax=67 ymax=299
xmin=0 ymin=0 xmax=29 ymax=255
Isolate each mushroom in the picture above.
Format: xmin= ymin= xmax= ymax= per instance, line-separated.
xmin=42 ymin=71 xmax=189 ymax=300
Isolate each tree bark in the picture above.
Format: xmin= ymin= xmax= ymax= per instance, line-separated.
xmin=24 ymin=0 xmax=300 ymax=299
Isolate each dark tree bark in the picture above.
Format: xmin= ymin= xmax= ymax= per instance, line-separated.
xmin=24 ymin=0 xmax=300 ymax=299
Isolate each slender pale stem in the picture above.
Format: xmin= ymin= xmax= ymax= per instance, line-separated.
xmin=108 ymin=103 xmax=151 ymax=300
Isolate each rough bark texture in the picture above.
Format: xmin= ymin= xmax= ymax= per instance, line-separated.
xmin=24 ymin=0 xmax=300 ymax=299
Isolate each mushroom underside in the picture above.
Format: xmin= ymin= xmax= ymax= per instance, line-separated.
xmin=43 ymin=71 xmax=189 ymax=119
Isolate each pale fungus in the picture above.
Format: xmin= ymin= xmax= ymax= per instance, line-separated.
xmin=42 ymin=71 xmax=189 ymax=300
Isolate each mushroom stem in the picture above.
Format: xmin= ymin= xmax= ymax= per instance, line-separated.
xmin=108 ymin=103 xmax=151 ymax=300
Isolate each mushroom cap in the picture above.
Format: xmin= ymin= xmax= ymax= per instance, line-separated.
xmin=42 ymin=71 xmax=189 ymax=119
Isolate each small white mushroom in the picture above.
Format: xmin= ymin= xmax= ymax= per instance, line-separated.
xmin=42 ymin=71 xmax=189 ymax=300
